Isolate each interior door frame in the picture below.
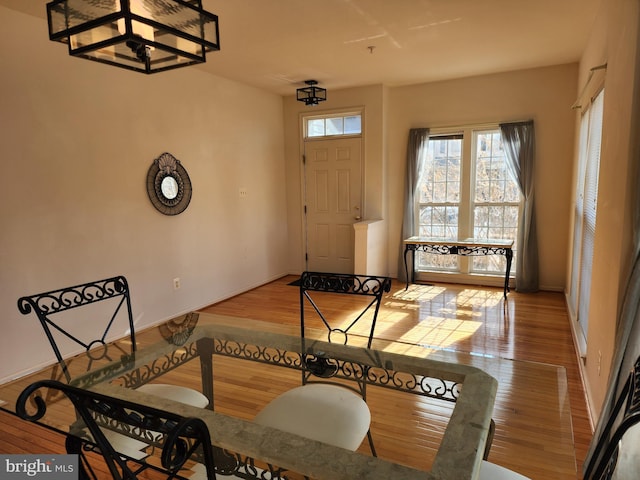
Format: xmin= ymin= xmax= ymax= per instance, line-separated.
xmin=298 ymin=108 xmax=365 ymax=273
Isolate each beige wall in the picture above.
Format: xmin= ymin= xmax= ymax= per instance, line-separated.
xmin=573 ymin=0 xmax=640 ymax=423
xmin=0 ymin=7 xmax=289 ymax=382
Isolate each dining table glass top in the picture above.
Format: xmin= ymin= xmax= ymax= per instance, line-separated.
xmin=0 ymin=311 xmax=576 ymax=479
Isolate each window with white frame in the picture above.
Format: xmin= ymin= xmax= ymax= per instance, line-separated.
xmin=304 ymin=113 xmax=362 ymax=138
xmin=415 ymin=128 xmax=521 ymax=279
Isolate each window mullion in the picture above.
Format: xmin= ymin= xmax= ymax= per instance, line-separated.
xmin=458 ymin=128 xmax=473 ymax=273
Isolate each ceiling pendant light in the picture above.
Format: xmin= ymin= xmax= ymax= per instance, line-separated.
xmin=296 ymin=80 xmax=327 ymax=106
xmin=46 ymin=0 xmax=220 ymax=74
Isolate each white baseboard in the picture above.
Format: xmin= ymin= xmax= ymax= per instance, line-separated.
xmin=564 ymin=290 xmax=596 ymax=431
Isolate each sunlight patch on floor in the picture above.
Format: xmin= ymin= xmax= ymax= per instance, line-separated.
xmin=390 ymin=284 xmax=446 ymax=302
xmin=395 ymin=316 xmax=482 ymax=350
xmin=456 ymin=288 xmax=504 ymax=308
xmin=301 ymin=283 xmax=503 ymax=357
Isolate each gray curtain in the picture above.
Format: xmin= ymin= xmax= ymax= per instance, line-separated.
xmin=500 ymin=120 xmax=539 ymax=292
xmin=397 ymin=128 xmax=429 ymax=282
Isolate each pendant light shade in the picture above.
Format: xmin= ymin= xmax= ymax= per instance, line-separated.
xmin=297 ymin=80 xmax=327 ymax=106
xmin=46 ymin=0 xmax=220 ymax=74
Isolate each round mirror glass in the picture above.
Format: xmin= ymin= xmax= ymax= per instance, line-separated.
xmin=161 ymin=176 xmax=179 ymax=200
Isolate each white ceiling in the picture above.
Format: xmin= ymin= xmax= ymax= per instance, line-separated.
xmin=1 ymin=0 xmax=600 ymax=96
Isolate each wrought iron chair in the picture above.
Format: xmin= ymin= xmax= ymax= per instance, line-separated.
xmin=17 ymin=276 xmax=210 ymax=408
xmin=254 ymin=271 xmax=392 ymax=456
xmin=16 ymin=379 xmax=216 ymax=480
xmin=583 ymin=354 xmax=640 ymax=480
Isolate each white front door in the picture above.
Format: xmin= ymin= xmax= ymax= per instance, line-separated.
xmin=304 ymin=137 xmax=362 ymax=273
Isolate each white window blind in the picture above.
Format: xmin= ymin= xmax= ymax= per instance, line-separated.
xmin=575 ymin=88 xmax=604 ymax=343
xmin=569 ymin=112 xmax=590 ymax=314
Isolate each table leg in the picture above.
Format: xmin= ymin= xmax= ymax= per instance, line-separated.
xmin=504 ymin=249 xmax=513 ymax=298
xmin=403 ymin=246 xmax=411 ymax=290
xmin=196 ymin=337 xmax=215 ymax=411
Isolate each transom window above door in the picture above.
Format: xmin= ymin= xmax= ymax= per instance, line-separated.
xmin=304 ymin=113 xmax=362 ymax=138
xmin=416 ymin=128 xmax=522 ymax=277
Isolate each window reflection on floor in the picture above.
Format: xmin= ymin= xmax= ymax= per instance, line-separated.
xmin=378 ymin=284 xmax=509 ymax=356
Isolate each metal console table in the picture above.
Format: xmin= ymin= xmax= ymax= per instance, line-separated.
xmin=403 ymin=236 xmax=514 ymax=298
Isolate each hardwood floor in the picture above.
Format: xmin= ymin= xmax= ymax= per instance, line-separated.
xmin=0 ymin=276 xmax=591 ymax=479
xmin=199 ymin=276 xmax=592 ymax=479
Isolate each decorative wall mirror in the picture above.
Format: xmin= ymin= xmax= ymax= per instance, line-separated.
xmin=146 ymin=152 xmax=192 ymax=215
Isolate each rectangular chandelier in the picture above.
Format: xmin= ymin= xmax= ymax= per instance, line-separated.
xmin=46 ymin=0 xmax=220 ymax=74
xmin=296 ymin=80 xmax=327 ymax=106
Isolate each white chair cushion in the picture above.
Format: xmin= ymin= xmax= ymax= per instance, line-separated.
xmin=480 ymin=460 xmax=531 ymax=479
xmin=254 ymin=383 xmax=370 ymax=451
xmin=101 ymin=429 xmax=149 ymax=460
xmin=94 ymin=385 xmax=208 ymax=463
xmin=95 ymin=385 xmax=208 ymax=461
xmin=611 ymin=421 xmax=640 ymax=480
xmin=137 ymin=383 xmax=209 ymax=408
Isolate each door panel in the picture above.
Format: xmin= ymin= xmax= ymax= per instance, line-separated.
xmin=304 ymin=138 xmax=362 ymax=273
xmin=315 ymin=224 xmax=330 ymax=258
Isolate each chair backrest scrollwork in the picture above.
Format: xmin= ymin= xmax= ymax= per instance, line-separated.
xmin=17 ymin=276 xmax=136 ymax=382
xmin=300 ymin=271 xmax=392 ymax=348
xmin=17 ymin=379 xmax=216 ymax=480
xmin=299 ymin=271 xmax=392 ymax=387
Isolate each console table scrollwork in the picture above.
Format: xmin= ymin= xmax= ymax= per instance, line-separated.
xmin=403 ymin=236 xmax=514 ymax=298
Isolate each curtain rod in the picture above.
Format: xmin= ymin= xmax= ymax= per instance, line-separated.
xmin=572 ymin=63 xmax=607 ymax=110
xmin=427 ymin=120 xmax=532 ymax=132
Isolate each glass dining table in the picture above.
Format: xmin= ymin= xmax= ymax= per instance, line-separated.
xmin=0 ymin=311 xmax=501 ymax=479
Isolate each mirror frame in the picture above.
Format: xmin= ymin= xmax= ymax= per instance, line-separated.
xmin=146 ymin=152 xmax=192 ymax=215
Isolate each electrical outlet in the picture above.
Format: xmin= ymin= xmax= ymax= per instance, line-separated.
xmin=173 ymin=277 xmax=181 ymax=290
xmin=239 ymin=188 xmax=248 ymax=198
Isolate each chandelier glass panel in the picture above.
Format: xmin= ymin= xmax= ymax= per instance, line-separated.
xmin=46 ymin=0 xmax=220 ymax=74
